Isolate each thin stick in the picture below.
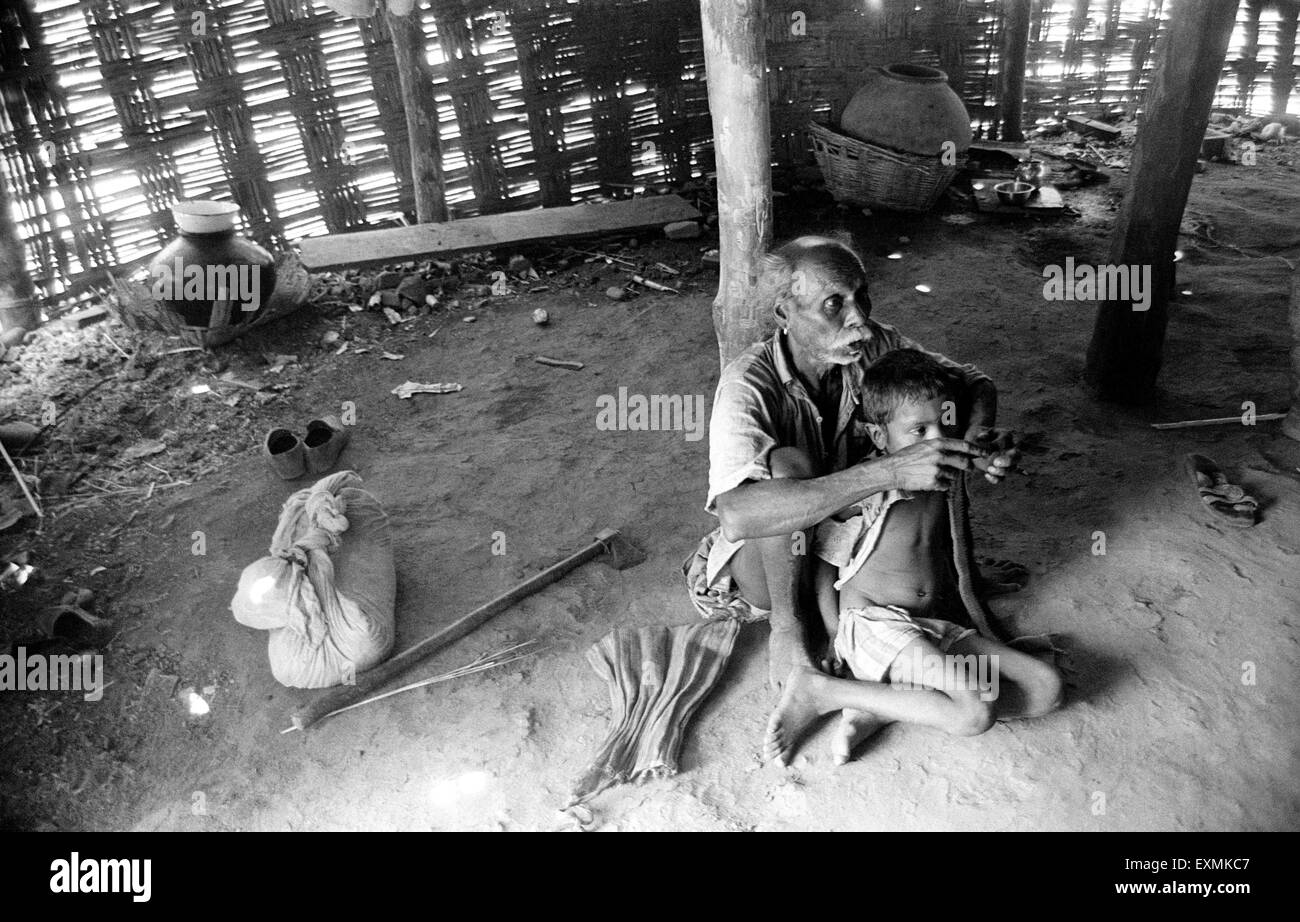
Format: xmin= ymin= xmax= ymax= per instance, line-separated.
xmin=628 ymin=273 xmax=679 ymax=294
xmin=1152 ymin=412 xmax=1285 ymax=430
xmin=573 ymin=248 xmax=637 ymax=268
xmin=0 ymin=439 xmax=42 ymax=518
xmin=535 ymin=355 xmax=584 ymax=370
xmin=281 ymin=642 xmax=540 ymax=733
xmin=101 ymin=331 xmax=130 ymax=358
xmin=319 ymin=644 xmax=538 ymax=718
xmin=142 ymin=460 xmax=173 ymax=480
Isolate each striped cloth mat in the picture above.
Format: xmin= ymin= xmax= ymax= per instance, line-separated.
xmin=569 ymin=618 xmax=741 ymax=805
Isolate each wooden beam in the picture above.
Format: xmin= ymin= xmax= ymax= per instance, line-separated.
xmin=1083 ymin=0 xmax=1239 ymax=404
xmin=512 ymin=1 xmax=570 ymax=208
xmin=0 ymin=172 xmax=39 ymax=333
xmin=1274 ymin=0 xmax=1299 ymax=118
xmin=357 ymin=15 xmax=417 ymax=217
xmin=386 ymin=4 xmax=448 ymax=223
xmin=430 ymin=0 xmax=506 ymax=214
xmin=999 ymin=0 xmax=1032 ymax=142
xmin=298 ymin=193 xmax=701 ymax=270
xmin=1237 ymin=0 xmax=1263 ymax=111
xmin=699 ymin=0 xmax=773 ymax=369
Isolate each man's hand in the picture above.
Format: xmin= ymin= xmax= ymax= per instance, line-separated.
xmin=965 ymin=426 xmax=1020 ymax=485
xmin=878 ymin=438 xmax=981 ymax=491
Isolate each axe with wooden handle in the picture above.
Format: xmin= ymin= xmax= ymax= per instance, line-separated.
xmin=288 ymin=528 xmax=644 ymax=731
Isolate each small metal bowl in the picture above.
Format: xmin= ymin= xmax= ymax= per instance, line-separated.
xmin=994 ymin=180 xmax=1035 ymax=206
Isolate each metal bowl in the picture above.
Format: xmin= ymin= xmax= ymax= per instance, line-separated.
xmin=994 ymin=181 xmax=1035 ymax=206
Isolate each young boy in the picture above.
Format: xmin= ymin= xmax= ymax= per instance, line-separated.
xmin=765 ymin=349 xmax=1064 ymax=767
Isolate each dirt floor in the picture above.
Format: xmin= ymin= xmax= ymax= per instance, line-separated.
xmin=2 ymin=153 xmax=1298 ymax=831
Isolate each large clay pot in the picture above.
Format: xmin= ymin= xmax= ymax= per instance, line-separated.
xmin=148 ymin=201 xmax=276 ymax=328
xmin=840 ymin=63 xmax=972 ymax=157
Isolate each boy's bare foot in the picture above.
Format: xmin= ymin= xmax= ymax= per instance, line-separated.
xmin=763 ymin=666 xmax=828 ymax=767
xmin=977 ymin=557 xmax=1028 ymax=596
xmin=768 ymin=626 xmax=812 ymax=692
xmin=830 ymin=709 xmax=888 ymax=765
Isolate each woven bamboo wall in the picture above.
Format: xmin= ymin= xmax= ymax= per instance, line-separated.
xmin=2 ymin=0 xmax=1297 ymax=312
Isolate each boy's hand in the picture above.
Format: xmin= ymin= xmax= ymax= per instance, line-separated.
xmin=818 ymin=640 xmax=847 ymax=678
xmin=966 ymin=426 xmax=1020 ymax=485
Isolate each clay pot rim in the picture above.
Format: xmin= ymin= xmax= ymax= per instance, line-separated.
xmin=172 ymin=200 xmax=240 ymax=234
xmin=880 ymin=63 xmax=949 ymax=84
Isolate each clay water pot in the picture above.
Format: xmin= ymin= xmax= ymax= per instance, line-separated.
xmin=840 ymin=63 xmax=972 ymax=157
xmin=148 ymin=201 xmax=276 ymax=328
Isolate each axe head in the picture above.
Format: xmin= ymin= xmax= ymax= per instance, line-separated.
xmin=594 ymin=528 xmax=646 ymax=571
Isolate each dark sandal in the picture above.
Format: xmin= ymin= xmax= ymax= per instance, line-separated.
xmin=1185 ymin=453 xmax=1257 ymax=528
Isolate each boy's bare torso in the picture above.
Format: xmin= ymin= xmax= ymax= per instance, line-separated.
xmin=839 ymin=490 xmax=957 ymax=617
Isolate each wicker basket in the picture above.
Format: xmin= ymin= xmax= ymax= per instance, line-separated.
xmin=808 ymin=121 xmax=964 ymax=213
xmin=105 ymin=253 xmax=313 ymax=349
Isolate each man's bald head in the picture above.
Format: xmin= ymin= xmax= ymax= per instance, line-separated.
xmin=770 ymin=236 xmax=866 ymax=289
xmin=755 ymin=236 xmax=869 ymax=328
xmin=756 ymin=236 xmax=873 ymax=370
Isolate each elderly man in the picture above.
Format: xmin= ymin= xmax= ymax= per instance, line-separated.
xmin=685 ymin=236 xmax=1016 ymax=691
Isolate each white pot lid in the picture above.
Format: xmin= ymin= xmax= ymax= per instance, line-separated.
xmin=172 ymin=200 xmax=240 ymax=234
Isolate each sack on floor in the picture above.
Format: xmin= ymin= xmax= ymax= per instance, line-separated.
xmin=231 ymin=471 xmax=396 ymax=688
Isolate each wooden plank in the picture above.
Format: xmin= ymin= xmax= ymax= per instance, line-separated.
xmin=1065 ymin=115 xmax=1122 ymax=141
xmin=298 ymin=195 xmax=702 ymax=270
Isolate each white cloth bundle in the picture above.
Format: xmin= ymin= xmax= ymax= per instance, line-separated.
xmin=231 ymin=471 xmax=396 ymax=688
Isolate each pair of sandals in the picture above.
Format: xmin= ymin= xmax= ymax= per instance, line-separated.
xmin=0 ymin=590 xmax=112 ymax=659
xmin=1185 ymin=453 xmax=1258 ymax=528
xmin=264 ymin=416 xmax=350 ymax=480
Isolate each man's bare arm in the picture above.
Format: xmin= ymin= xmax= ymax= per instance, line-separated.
xmin=715 ymin=439 xmax=981 ymax=542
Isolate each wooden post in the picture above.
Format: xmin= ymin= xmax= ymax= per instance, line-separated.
xmin=1083 ymin=0 xmax=1239 ymax=404
xmin=0 ymin=171 xmax=39 ymax=333
xmin=1237 ymin=0 xmax=1263 ymax=111
xmin=1284 ymin=267 xmax=1300 ymax=442
xmin=430 ymin=0 xmax=506 ymax=214
xmin=998 ymin=0 xmax=1032 ymax=141
xmin=386 ymin=3 xmax=447 ymax=223
xmin=513 ymin=0 xmax=570 ymax=207
xmin=700 ymin=0 xmax=773 ymax=369
xmin=1273 ymin=0 xmax=1299 ymax=119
